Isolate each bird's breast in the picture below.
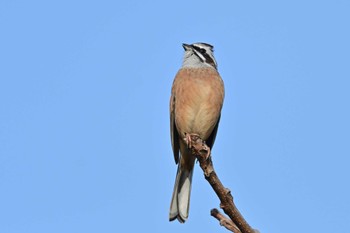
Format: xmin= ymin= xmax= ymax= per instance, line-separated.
xmin=172 ymin=68 xmax=224 ymax=140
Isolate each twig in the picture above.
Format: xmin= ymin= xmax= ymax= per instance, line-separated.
xmin=187 ymin=134 xmax=258 ymax=233
xmin=211 ymin=208 xmax=241 ymax=233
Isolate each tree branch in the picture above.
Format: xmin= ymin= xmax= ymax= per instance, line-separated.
xmin=187 ymin=134 xmax=259 ymax=233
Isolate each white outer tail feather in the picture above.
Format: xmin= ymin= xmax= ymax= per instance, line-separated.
xmin=169 ymin=165 xmax=194 ymax=223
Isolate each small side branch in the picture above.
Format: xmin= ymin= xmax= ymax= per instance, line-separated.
xmin=187 ymin=134 xmax=259 ymax=233
xmin=211 ymin=208 xmax=241 ymax=233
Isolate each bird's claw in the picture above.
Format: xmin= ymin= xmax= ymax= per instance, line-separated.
xmin=202 ymin=144 xmax=211 ymax=160
xmin=184 ymin=133 xmax=211 ymax=160
xmin=184 ymin=133 xmax=200 ymax=149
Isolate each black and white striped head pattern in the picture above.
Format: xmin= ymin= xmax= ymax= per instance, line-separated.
xmin=182 ymin=42 xmax=217 ymax=69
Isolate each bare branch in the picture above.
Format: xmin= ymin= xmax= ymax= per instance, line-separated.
xmin=187 ymin=134 xmax=259 ymax=233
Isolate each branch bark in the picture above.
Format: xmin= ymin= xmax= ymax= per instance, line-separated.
xmin=187 ymin=134 xmax=259 ymax=233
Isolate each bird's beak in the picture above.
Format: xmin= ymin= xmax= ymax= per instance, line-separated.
xmin=182 ymin=43 xmax=192 ymax=51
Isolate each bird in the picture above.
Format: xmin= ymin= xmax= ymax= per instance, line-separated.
xmin=169 ymin=42 xmax=225 ymax=223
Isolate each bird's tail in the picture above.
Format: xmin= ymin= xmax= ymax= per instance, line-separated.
xmin=169 ymin=163 xmax=194 ymax=223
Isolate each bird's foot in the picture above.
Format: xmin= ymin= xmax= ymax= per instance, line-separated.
xmin=184 ymin=132 xmax=197 ymax=149
xmin=184 ymin=133 xmax=211 ymax=161
xmin=201 ymin=143 xmax=211 ymax=161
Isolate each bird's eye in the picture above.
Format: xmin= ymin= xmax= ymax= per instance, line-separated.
xmin=200 ymin=48 xmax=206 ymax=54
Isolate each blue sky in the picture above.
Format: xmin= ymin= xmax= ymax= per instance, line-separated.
xmin=1 ymin=1 xmax=349 ymax=232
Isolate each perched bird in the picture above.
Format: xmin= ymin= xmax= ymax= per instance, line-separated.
xmin=169 ymin=43 xmax=225 ymax=223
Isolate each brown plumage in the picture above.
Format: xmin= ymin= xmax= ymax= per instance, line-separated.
xmin=169 ymin=64 xmax=225 ymax=222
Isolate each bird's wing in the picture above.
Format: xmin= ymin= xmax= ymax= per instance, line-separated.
xmin=170 ymin=94 xmax=180 ymax=164
xmin=206 ymin=115 xmax=221 ymax=150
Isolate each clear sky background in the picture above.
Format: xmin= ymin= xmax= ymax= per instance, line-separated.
xmin=1 ymin=1 xmax=349 ymax=232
